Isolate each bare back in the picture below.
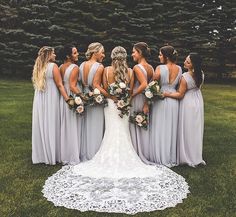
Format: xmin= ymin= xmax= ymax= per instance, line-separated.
xmin=82 ymin=61 xmax=96 ymax=85
xmin=166 ymin=64 xmax=180 ymax=85
xmin=141 ymin=63 xmax=154 ymax=82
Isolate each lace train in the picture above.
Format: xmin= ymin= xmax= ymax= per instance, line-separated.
xmin=42 ymin=165 xmax=189 ymax=214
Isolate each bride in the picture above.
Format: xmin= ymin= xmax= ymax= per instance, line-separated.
xmin=42 ymin=46 xmax=189 ymax=214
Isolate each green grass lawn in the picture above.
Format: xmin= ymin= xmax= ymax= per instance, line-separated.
xmin=0 ymin=80 xmax=235 ymax=217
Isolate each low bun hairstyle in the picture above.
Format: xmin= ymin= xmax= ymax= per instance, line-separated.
xmin=133 ymin=42 xmax=151 ymax=59
xmin=85 ymin=42 xmax=104 ymax=60
xmin=189 ymin=52 xmax=203 ymax=88
xmin=60 ymin=45 xmax=75 ymax=60
xmin=160 ymin=45 xmax=178 ymax=63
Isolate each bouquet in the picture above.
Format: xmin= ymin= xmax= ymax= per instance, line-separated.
xmin=129 ymin=111 xmax=148 ymax=130
xmin=86 ymin=87 xmax=108 ymax=107
xmin=144 ymin=80 xmax=164 ymax=104
xmin=108 ymin=81 xmax=131 ymax=118
xmin=73 ymin=95 xmax=84 ymax=115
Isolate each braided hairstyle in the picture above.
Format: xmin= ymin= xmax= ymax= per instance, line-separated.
xmin=32 ymin=46 xmax=54 ymax=91
xmin=111 ymin=46 xmax=129 ymax=83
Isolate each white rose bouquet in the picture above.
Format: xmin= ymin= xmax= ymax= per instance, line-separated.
xmin=108 ymin=81 xmax=131 ymax=118
xmin=144 ymin=80 xmax=164 ymax=104
xmin=73 ymin=95 xmax=85 ymax=115
xmin=92 ymin=88 xmax=108 ymax=106
xmin=129 ymin=111 xmax=148 ymax=130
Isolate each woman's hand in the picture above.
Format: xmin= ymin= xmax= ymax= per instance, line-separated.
xmin=143 ymin=103 xmax=149 ymax=114
xmin=110 ymin=95 xmax=118 ymax=102
xmin=66 ymin=97 xmax=75 ymax=108
xmin=163 ymin=92 xmax=170 ymax=98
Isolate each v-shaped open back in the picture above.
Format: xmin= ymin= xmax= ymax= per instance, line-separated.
xmin=79 ymin=62 xmax=100 ymax=87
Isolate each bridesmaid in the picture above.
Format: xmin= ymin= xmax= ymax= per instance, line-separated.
xmin=149 ymin=45 xmax=182 ymax=167
xmin=130 ymin=42 xmax=154 ymax=163
xmin=79 ymin=42 xmax=105 ymax=161
xmin=32 ymin=46 xmax=70 ymax=165
xmin=163 ymin=53 xmax=206 ymax=167
xmin=59 ymin=45 xmax=81 ymax=165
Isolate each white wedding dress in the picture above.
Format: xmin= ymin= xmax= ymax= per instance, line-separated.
xmin=42 ymin=99 xmax=189 ymax=214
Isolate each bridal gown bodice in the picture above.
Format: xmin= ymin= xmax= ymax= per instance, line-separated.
xmin=42 ymin=98 xmax=189 ymax=214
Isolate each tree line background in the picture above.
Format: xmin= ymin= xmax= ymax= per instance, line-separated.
xmin=0 ymin=0 xmax=235 ymax=80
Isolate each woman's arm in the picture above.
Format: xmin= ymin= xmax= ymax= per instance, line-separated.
xmin=131 ymin=65 xmax=147 ymax=97
xmin=69 ymin=66 xmax=82 ymax=95
xmin=93 ymin=65 xmax=109 ymax=97
xmin=152 ymin=66 xmax=161 ymax=81
xmin=163 ymin=77 xmax=187 ymax=99
xmin=52 ymin=64 xmax=69 ymax=101
xmin=129 ymin=68 xmax=135 ymax=96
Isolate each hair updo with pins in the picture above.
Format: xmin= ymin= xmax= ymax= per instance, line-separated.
xmin=160 ymin=45 xmax=178 ymax=63
xmin=111 ymin=46 xmax=129 ymax=83
xmin=85 ymin=42 xmax=104 ymax=60
xmin=133 ymin=42 xmax=151 ymax=59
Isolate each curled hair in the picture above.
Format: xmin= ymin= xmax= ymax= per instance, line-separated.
xmin=189 ymin=52 xmax=203 ymax=88
xmin=111 ymin=46 xmax=129 ymax=83
xmin=85 ymin=42 xmax=104 ymax=60
xmin=134 ymin=42 xmax=150 ymax=59
xmin=160 ymin=45 xmax=178 ymax=63
xmin=32 ymin=46 xmax=54 ymax=91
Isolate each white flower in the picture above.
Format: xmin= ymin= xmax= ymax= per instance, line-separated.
xmin=155 ymin=85 xmax=160 ymax=92
xmin=115 ymin=88 xmax=122 ymax=94
xmin=117 ymin=99 xmax=125 ymax=108
xmin=148 ymin=81 xmax=156 ymax=87
xmin=75 ymin=96 xmax=83 ymax=105
xmin=137 ymin=123 xmax=143 ymax=127
xmin=95 ymin=95 xmax=103 ymax=104
xmin=76 ymin=105 xmax=84 ymax=114
xmin=135 ymin=115 xmax=144 ymax=123
xmin=93 ymin=88 xmax=100 ymax=95
xmin=119 ymin=82 xmax=126 ymax=89
xmin=145 ymin=90 xmax=153 ymax=99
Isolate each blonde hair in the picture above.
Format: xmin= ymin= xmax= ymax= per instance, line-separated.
xmin=85 ymin=42 xmax=104 ymax=60
xmin=111 ymin=46 xmax=129 ymax=83
xmin=32 ymin=46 xmax=54 ymax=91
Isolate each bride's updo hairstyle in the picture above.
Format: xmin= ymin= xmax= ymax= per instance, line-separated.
xmin=85 ymin=42 xmax=104 ymax=60
xmin=160 ymin=45 xmax=178 ymax=63
xmin=111 ymin=46 xmax=129 ymax=83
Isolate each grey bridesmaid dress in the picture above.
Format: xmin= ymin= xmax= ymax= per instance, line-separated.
xmin=150 ymin=65 xmax=182 ymax=167
xmin=60 ymin=63 xmax=81 ymax=165
xmin=130 ymin=64 xmax=153 ymax=164
xmin=79 ymin=62 xmax=105 ymax=161
xmin=32 ymin=62 xmax=61 ymax=165
xmin=177 ymin=72 xmax=205 ymax=167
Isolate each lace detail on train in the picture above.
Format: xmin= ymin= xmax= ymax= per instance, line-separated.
xmin=42 ymin=99 xmax=189 ymax=214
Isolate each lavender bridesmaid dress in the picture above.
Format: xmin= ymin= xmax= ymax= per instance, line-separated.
xmin=130 ymin=64 xmax=153 ymax=164
xmin=177 ymin=72 xmax=205 ymax=166
xmin=149 ymin=65 xmax=182 ymax=167
xmin=79 ymin=62 xmax=105 ymax=161
xmin=60 ymin=64 xmax=81 ymax=165
xmin=32 ymin=62 xmax=61 ymax=164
